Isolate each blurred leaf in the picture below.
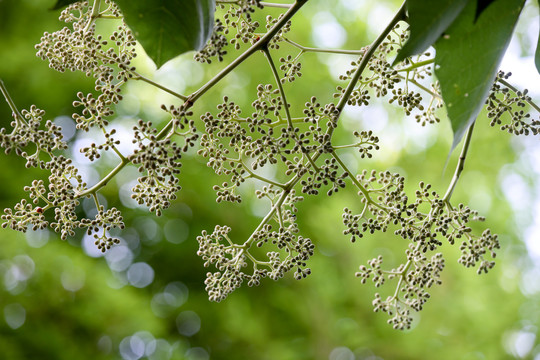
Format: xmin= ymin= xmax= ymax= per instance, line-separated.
xmin=393 ymin=0 xmax=468 ymax=65
xmin=474 ymin=0 xmax=497 ymax=21
xmin=115 ymin=0 xmax=216 ymax=68
xmin=51 ymin=0 xmax=77 ymax=10
xmin=434 ymin=0 xmax=525 ymax=150
xmin=534 ymin=0 xmax=540 ymax=74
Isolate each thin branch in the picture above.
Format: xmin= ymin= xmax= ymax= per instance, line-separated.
xmin=330 ymin=151 xmax=383 ymax=210
xmin=246 ymin=171 xmax=286 ymax=189
xmin=397 ymin=75 xmax=442 ymax=100
xmin=262 ymin=47 xmax=293 ymax=127
xmin=77 ymin=156 xmax=131 ymax=198
xmin=396 ymin=58 xmax=434 ymax=73
xmin=285 ymin=39 xmax=366 ymax=55
xmin=0 ymin=79 xmax=24 ymax=123
xmin=83 ymin=0 xmax=101 ymax=32
xmin=132 ymin=71 xmax=188 ymax=101
xmin=260 ymin=2 xmax=293 ymax=8
xmin=241 ymin=188 xmax=290 ymax=248
xmin=335 ymin=1 xmax=407 ymax=117
xmin=443 ymin=122 xmax=475 ymax=203
xmin=217 ymin=0 xmax=292 ymax=8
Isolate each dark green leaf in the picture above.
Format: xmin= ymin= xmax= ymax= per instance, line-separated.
xmin=115 ymin=0 xmax=215 ymax=68
xmin=536 ymin=0 xmax=540 ymax=74
xmin=474 ymin=0 xmax=497 ymax=22
xmin=51 ymin=0 xmax=78 ymax=10
xmin=435 ymin=0 xmax=525 ymax=150
xmin=393 ymin=0 xmax=468 ymax=65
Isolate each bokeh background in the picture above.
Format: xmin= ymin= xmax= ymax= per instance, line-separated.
xmin=0 ymin=0 xmax=540 ymax=359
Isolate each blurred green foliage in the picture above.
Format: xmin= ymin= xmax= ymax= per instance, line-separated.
xmin=0 ymin=0 xmax=538 ymax=359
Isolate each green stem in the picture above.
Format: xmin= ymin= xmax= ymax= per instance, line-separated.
xmin=84 ymin=0 xmax=101 ymax=32
xmin=92 ymin=193 xmax=100 ymax=209
xmin=285 ymin=39 xmax=366 ymax=55
xmin=442 ymin=122 xmax=475 ymax=203
xmin=332 ymin=141 xmax=372 ymax=150
xmin=96 ymin=15 xmax=121 ymax=20
xmin=237 ymin=154 xmax=286 ymax=188
xmin=0 ymin=79 xmax=24 ymax=123
xmin=77 ymin=156 xmax=131 ymax=198
xmin=268 ymin=117 xmax=304 ymax=127
xmin=132 ymin=71 xmax=188 ymax=101
xmin=397 ymin=58 xmax=434 ymax=73
xmin=330 ymin=151 xmax=383 ymax=210
xmin=262 ymin=47 xmax=293 ymax=127
xmin=397 ymin=75 xmax=441 ymax=100
xmin=246 ymin=173 xmax=286 ymax=188
xmin=260 ymin=1 xmax=293 ymax=8
xmin=335 ymin=1 xmax=407 ymax=117
xmin=241 ymin=188 xmax=290 ymax=248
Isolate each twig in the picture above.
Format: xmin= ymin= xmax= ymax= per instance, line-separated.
xmin=443 ymin=122 xmax=475 ymax=203
xmin=285 ymin=39 xmax=366 ymax=55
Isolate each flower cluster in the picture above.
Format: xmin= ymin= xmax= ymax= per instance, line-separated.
xmin=195 ymin=0 xmax=263 ymax=63
xmin=265 ymin=14 xmax=292 ymax=50
xmin=344 ymin=175 xmax=499 ymax=329
xmin=0 ymin=105 xmax=67 ymax=168
xmin=80 ymin=206 xmax=124 ymax=252
xmin=130 ymin=105 xmax=198 ymax=216
xmin=335 ymin=28 xmax=442 ymax=126
xmin=279 ymin=54 xmax=302 ymax=83
xmin=3 ymin=0 xmax=539 ymax=331
xmin=3 ymin=1 xmax=134 ymax=249
xmin=198 ymin=187 xmax=313 ymax=302
xmin=487 ymin=71 xmax=540 ymax=135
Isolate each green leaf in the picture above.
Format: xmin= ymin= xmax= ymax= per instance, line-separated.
xmin=114 ymin=0 xmax=215 ymax=68
xmin=51 ymin=0 xmax=78 ymax=10
xmin=434 ymin=0 xmax=525 ymax=150
xmin=474 ymin=0 xmax=497 ymax=22
xmin=536 ymin=0 xmax=540 ymax=74
xmin=393 ymin=0 xmax=468 ymax=65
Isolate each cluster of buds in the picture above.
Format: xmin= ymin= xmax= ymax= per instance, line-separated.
xmin=3 ymin=0 xmax=539 ymax=332
xmin=344 ymin=175 xmax=499 ymax=329
xmin=487 ymin=71 xmax=540 ymax=135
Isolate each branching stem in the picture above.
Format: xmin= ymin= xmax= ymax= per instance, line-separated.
xmin=331 ymin=151 xmax=370 ymax=200
xmin=335 ymin=1 xmax=407 ymax=118
xmin=156 ymin=0 xmax=308 ymax=141
xmin=84 ymin=0 xmax=101 ymax=32
xmin=443 ymin=122 xmax=475 ymax=203
xmin=190 ymin=0 xmax=308 ymax=104
xmin=262 ymin=47 xmax=293 ymax=127
xmin=78 ymin=156 xmax=131 ymax=198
